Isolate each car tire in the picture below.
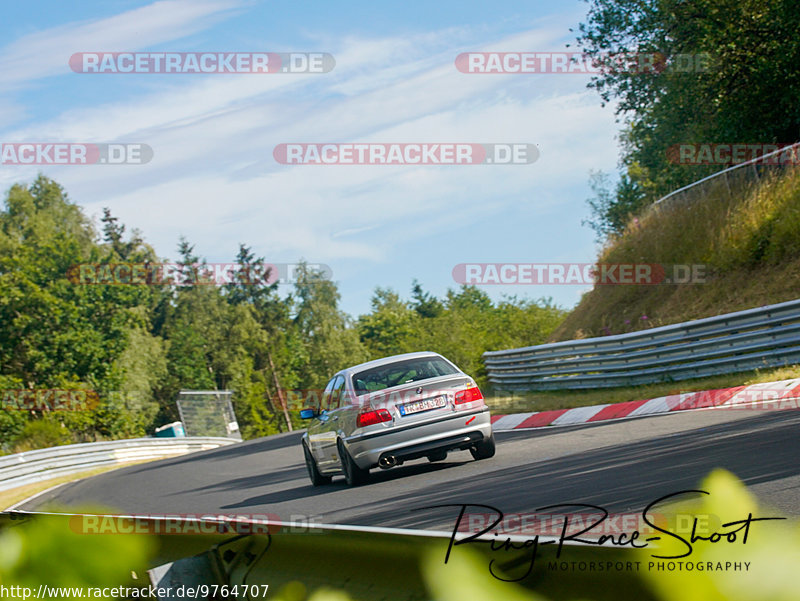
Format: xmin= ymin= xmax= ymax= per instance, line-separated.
xmin=338 ymin=439 xmax=369 ymax=486
xmin=470 ymin=433 xmax=496 ymax=460
xmin=427 ymin=451 xmax=447 ymax=462
xmin=303 ymin=441 xmax=332 ymax=486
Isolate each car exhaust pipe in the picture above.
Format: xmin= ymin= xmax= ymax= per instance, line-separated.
xmin=378 ymin=455 xmax=397 ymax=469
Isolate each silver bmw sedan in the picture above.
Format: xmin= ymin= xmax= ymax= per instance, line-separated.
xmin=301 ymin=351 xmax=495 ymax=486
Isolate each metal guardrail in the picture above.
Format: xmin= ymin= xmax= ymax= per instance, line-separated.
xmin=0 ymin=436 xmax=238 ymax=493
xmin=652 ymin=141 xmax=800 ymax=210
xmin=483 ymin=298 xmax=800 ymax=391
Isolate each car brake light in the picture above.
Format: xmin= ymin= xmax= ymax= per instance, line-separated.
xmin=357 ymin=408 xmax=392 ymax=427
xmin=454 ymin=386 xmax=484 ymax=404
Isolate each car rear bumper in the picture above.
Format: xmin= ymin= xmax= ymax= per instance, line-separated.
xmin=343 ymin=407 xmax=493 ymax=469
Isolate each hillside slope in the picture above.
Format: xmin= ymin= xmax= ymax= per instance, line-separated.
xmin=552 ymin=165 xmax=800 ymax=341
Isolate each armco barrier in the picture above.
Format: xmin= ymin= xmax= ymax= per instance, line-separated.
xmin=653 ymin=141 xmax=800 ymax=210
xmin=0 ymin=436 xmax=238 ymax=492
xmin=483 ymin=298 xmax=800 ymax=391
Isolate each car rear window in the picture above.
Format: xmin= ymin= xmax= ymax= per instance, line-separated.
xmin=352 ymin=356 xmax=459 ymax=393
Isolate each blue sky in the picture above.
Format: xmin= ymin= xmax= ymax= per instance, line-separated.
xmin=0 ymin=0 xmax=622 ymax=316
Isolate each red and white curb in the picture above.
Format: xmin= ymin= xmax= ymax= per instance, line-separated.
xmin=490 ymin=377 xmax=800 ymax=431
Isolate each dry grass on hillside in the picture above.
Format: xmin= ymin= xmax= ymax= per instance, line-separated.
xmin=552 ymin=166 xmax=800 ymax=341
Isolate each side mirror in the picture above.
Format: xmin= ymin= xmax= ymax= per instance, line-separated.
xmin=300 ymin=408 xmax=318 ymax=419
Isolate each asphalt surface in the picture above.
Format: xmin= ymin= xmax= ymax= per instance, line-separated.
xmin=21 ymin=408 xmax=800 ymax=530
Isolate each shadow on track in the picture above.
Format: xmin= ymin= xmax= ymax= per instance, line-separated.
xmin=119 ymin=431 xmax=305 ymax=477
xmin=336 ymin=411 xmax=800 ymax=529
xmin=219 ymin=460 xmax=472 ymax=508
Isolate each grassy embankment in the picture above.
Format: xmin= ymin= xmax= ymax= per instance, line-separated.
xmin=486 ymin=166 xmax=800 ymax=414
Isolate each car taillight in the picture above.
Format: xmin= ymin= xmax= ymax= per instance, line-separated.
xmin=357 ymin=408 xmax=392 ymax=427
xmin=454 ymin=386 xmax=484 ymax=405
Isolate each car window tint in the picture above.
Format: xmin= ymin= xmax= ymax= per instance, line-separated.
xmin=328 ymin=375 xmax=346 ymax=410
xmin=320 ymin=377 xmax=336 ymax=411
xmin=352 ymin=357 xmax=459 ymax=392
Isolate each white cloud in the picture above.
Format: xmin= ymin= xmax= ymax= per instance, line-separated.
xmin=0 ymin=13 xmax=619 ymax=285
xmin=0 ymin=0 xmax=243 ymax=88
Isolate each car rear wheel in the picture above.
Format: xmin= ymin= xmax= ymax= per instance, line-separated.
xmin=304 ymin=441 xmax=332 ymax=486
xmin=338 ymin=439 xmax=369 ymax=486
xmin=470 ymin=433 xmax=496 ymax=460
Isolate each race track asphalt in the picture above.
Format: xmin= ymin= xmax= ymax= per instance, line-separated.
xmin=22 ymin=408 xmax=800 ymax=531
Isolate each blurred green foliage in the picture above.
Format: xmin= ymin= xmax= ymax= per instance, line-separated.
xmin=0 ymin=515 xmax=152 ymax=598
xmin=270 ymin=469 xmax=797 ymax=600
xmin=640 ymin=469 xmax=799 ymax=601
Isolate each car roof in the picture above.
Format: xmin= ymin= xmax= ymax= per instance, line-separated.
xmin=339 ymin=351 xmax=448 ymax=377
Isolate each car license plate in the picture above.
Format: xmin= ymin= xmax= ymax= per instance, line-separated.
xmin=399 ymin=395 xmax=446 ymax=416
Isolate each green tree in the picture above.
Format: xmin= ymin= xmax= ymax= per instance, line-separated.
xmin=578 ymin=0 xmax=800 ymax=236
xmin=584 ymin=169 xmax=648 ymax=240
xmin=292 ymin=263 xmax=368 ymax=390
xmin=223 ymin=244 xmax=297 ymax=435
xmin=0 ymin=177 xmax=167 ymax=445
xmin=356 ymin=284 xmax=565 ymax=389
xmin=358 ymin=288 xmax=420 ymax=358
xmin=411 ymin=280 xmax=444 ymax=318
